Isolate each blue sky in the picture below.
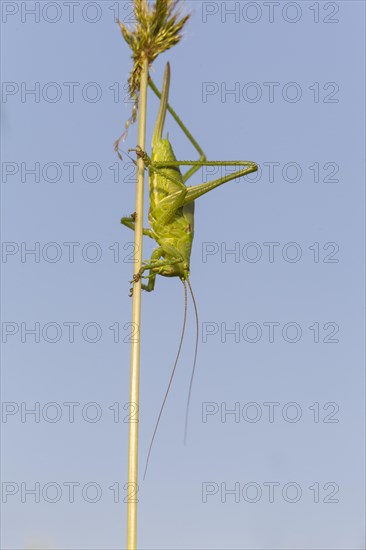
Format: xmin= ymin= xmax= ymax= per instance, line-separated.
xmin=1 ymin=1 xmax=365 ymax=549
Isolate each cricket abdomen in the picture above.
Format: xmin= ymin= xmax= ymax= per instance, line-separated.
xmin=149 ymin=138 xmax=183 ymax=209
xmin=148 ymin=136 xmax=195 ymax=280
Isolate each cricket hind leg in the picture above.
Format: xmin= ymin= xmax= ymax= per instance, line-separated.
xmin=149 ymin=67 xmax=257 ymax=194
xmin=151 ymin=159 xmax=258 ymax=203
xmin=148 ymin=72 xmax=207 ymax=183
xmin=128 ymin=157 xmax=256 ymax=224
xmin=145 ymin=73 xmax=259 ymax=204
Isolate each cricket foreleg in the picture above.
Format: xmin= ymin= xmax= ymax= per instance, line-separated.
xmin=140 ymin=272 xmax=157 ymax=293
xmin=134 ymin=257 xmax=184 ymax=281
xmin=129 ymin=272 xmax=156 ymax=296
xmin=129 ymin=247 xmax=163 ymax=295
xmin=132 ymin=245 xmax=185 ymax=283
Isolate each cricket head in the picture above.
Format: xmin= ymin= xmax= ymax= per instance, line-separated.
xmin=181 ymin=261 xmax=190 ymax=282
xmin=153 ymin=259 xmax=189 ymax=280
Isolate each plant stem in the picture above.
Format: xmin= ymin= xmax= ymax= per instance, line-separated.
xmin=126 ymin=56 xmax=149 ymax=550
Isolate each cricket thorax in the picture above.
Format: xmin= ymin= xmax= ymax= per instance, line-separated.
xmin=153 ymin=260 xmax=190 ymax=279
xmin=149 ymin=203 xmax=194 ymax=279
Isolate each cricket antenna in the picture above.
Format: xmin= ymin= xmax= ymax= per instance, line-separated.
xmin=143 ymin=279 xmax=188 ymax=480
xmin=184 ymin=279 xmax=199 ymax=445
